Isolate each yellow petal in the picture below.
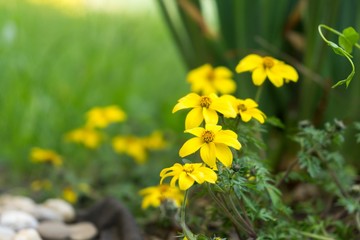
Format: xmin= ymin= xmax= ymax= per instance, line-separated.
xmin=243 ymin=98 xmax=259 ymax=108
xmin=240 ymin=112 xmax=252 ymax=122
xmin=214 ymin=66 xmax=233 ymax=78
xmin=178 ymin=172 xmax=195 ymax=190
xmin=246 ymin=108 xmax=266 ymax=123
xmin=185 ymin=107 xmax=204 ymax=129
xmin=211 ymin=98 xmax=237 ymax=118
xmin=274 ymin=63 xmax=299 ymax=82
xmin=185 ymin=127 xmax=205 ymax=137
xmin=214 ymin=131 xmax=241 ymax=150
xmin=205 ymin=124 xmax=222 ymax=133
xmin=202 ymin=108 xmax=218 ymax=125
xmin=199 ymin=167 xmax=218 ymax=183
xmin=172 ymin=93 xmax=201 ymax=113
xmin=215 ymin=143 xmax=233 ymax=167
xmin=213 ymin=78 xmax=236 ymax=94
xmin=267 ymin=68 xmax=284 ymax=87
xmin=200 ymin=142 xmax=217 ymax=167
xmin=252 ymin=67 xmax=267 ymax=86
xmin=236 ymin=54 xmax=263 ymax=73
xmin=179 ymin=137 xmax=204 ymax=157
xmin=187 ymin=64 xmax=212 ymax=83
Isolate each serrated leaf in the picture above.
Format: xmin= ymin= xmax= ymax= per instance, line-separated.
xmin=265 ymin=116 xmax=285 ymax=129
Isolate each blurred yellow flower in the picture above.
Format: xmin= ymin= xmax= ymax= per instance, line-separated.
xmin=139 ymin=184 xmax=184 ymax=209
xmin=173 ymin=93 xmax=236 ymax=129
xmin=65 ymin=127 xmax=102 ymax=149
xmin=62 ymin=187 xmax=78 ymax=204
xmin=236 ymin=54 xmax=298 ymax=87
xmin=142 ymin=131 xmax=167 ymax=150
xmin=31 ymin=179 xmax=52 ymax=192
xmin=179 ymin=124 xmax=241 ymax=168
xmin=86 ymin=105 xmax=126 ymax=129
xmin=160 ymin=163 xmax=217 ymax=190
xmin=224 ymin=96 xmax=266 ymax=123
xmin=30 ymin=147 xmax=63 ymax=166
xmin=187 ymin=64 xmax=236 ymax=95
xmin=112 ymin=136 xmax=147 ymax=164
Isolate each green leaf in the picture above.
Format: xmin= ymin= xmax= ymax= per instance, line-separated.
xmin=339 ymin=27 xmax=359 ymax=53
xmin=266 ymin=116 xmax=285 ymax=129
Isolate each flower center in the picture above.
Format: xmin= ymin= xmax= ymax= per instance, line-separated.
xmin=200 ymin=97 xmax=212 ymax=108
xmin=263 ymin=57 xmax=274 ymax=68
xmin=183 ymin=164 xmax=194 ymax=173
xmin=238 ymin=104 xmax=247 ymax=112
xmin=202 ymin=130 xmax=215 ymax=143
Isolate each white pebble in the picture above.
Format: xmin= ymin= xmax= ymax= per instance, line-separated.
xmin=0 ymin=225 xmax=16 ymax=240
xmin=13 ymin=229 xmax=42 ymax=240
xmin=0 ymin=210 xmax=38 ymax=231
xmin=42 ymin=199 xmax=75 ymax=222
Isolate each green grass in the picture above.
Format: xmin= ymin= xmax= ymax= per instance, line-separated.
xmin=0 ymin=1 xmax=188 ymax=181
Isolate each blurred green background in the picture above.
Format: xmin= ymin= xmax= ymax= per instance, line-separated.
xmin=0 ymin=0 xmax=188 ymax=186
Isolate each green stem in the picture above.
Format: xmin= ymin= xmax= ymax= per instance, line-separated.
xmin=318 ymin=24 xmax=360 ymax=49
xmin=255 ymin=85 xmax=263 ymax=103
xmin=298 ymin=231 xmax=335 ymax=240
xmin=227 ymin=194 xmax=256 ymax=237
xmin=207 ymin=184 xmax=246 ymax=239
xmin=180 ymin=190 xmax=196 ymax=240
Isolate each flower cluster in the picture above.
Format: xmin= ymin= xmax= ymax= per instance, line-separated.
xmin=112 ymin=131 xmax=167 ymax=164
xmin=140 ymin=54 xmax=298 ymax=208
xmin=65 ymin=105 xmax=126 ymax=149
xmin=30 ymin=147 xmax=63 ymax=166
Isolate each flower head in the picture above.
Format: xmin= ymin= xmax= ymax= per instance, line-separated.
xmin=62 ymin=187 xmax=78 ymax=204
xmin=142 ymin=131 xmax=167 ymax=150
xmin=187 ymin=64 xmax=236 ymax=95
xmin=236 ymin=54 xmax=298 ymax=87
xmin=112 ymin=135 xmax=147 ymax=164
xmin=139 ymin=184 xmax=184 ymax=209
xmin=179 ymin=124 xmax=241 ymax=168
xmin=224 ymin=96 xmax=266 ymax=123
xmin=173 ymin=93 xmax=237 ymax=129
xmin=30 ymin=147 xmax=63 ymax=166
xmin=86 ymin=105 xmax=126 ymax=129
xmin=65 ymin=127 xmax=102 ymax=149
xmin=160 ymin=163 xmax=217 ymax=190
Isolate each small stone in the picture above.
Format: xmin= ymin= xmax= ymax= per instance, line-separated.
xmin=68 ymin=222 xmax=98 ymax=240
xmin=0 ymin=210 xmax=38 ymax=231
xmin=33 ymin=205 xmax=62 ymax=222
xmin=0 ymin=195 xmax=36 ymax=215
xmin=37 ymin=221 xmax=70 ymax=240
xmin=0 ymin=225 xmax=16 ymax=240
xmin=13 ymin=229 xmax=42 ymax=240
xmin=42 ymin=199 xmax=75 ymax=222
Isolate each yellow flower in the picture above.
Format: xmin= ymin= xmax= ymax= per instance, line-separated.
xmin=236 ymin=54 xmax=298 ymax=87
xmin=31 ymin=179 xmax=52 ymax=192
xmin=187 ymin=64 xmax=236 ymax=94
xmin=173 ymin=93 xmax=237 ymax=129
xmin=62 ymin=187 xmax=78 ymax=204
xmin=30 ymin=147 xmax=63 ymax=166
xmin=160 ymin=163 xmax=217 ymax=190
xmin=65 ymin=127 xmax=102 ymax=149
xmin=112 ymin=136 xmax=147 ymax=164
xmin=86 ymin=105 xmax=126 ymax=129
xmin=142 ymin=131 xmax=167 ymax=150
xmin=179 ymin=124 xmax=241 ymax=168
xmin=139 ymin=184 xmax=184 ymax=209
xmin=224 ymin=96 xmax=266 ymax=123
